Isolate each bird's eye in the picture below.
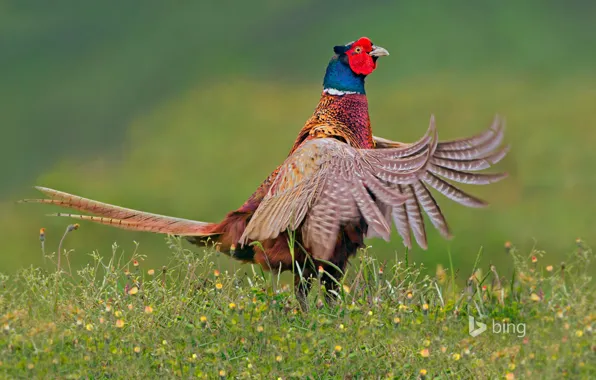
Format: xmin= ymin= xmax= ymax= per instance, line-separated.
xmin=353 ymin=46 xmax=362 ymax=54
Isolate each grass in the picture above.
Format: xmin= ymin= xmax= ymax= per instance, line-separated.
xmin=1 ymin=232 xmax=594 ymax=378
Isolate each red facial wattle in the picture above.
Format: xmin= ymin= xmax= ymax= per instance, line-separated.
xmin=346 ymin=37 xmax=376 ymax=76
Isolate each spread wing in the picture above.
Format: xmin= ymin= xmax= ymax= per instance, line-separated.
xmin=372 ymin=115 xmax=509 ymax=249
xmin=240 ymin=116 xmax=439 ymax=260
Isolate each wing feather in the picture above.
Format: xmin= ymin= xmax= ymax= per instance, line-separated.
xmin=372 ymin=115 xmax=508 ymax=249
xmin=392 ymin=186 xmax=412 ymax=249
xmin=403 ymin=185 xmax=428 ymax=249
xmin=240 ymin=118 xmax=438 ymax=259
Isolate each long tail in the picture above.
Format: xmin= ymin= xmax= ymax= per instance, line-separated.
xmin=19 ymin=187 xmax=219 ymax=236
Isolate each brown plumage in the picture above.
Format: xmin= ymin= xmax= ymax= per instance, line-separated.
xmin=20 ymin=37 xmax=508 ymax=309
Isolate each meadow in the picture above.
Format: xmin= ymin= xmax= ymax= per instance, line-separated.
xmin=0 ymin=233 xmax=594 ymax=378
xmin=2 ymin=2 xmax=596 ymax=378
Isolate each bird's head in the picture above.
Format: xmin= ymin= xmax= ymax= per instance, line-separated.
xmin=333 ymin=37 xmax=389 ymax=76
xmin=323 ymin=37 xmax=389 ymax=95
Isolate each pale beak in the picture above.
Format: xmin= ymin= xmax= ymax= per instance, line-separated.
xmin=369 ymin=45 xmax=389 ymax=57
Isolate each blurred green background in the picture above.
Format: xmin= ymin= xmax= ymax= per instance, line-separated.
xmin=2 ymin=1 xmax=595 ymax=276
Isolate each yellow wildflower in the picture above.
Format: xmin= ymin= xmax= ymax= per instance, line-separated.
xmin=530 ymin=293 xmax=540 ymax=302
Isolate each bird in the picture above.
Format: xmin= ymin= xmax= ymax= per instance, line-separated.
xmin=21 ymin=37 xmax=509 ymax=309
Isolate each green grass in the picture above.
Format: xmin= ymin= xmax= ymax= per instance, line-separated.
xmin=1 ymin=233 xmax=594 ymax=378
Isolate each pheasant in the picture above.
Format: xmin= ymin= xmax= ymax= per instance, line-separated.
xmin=21 ymin=37 xmax=508 ymax=307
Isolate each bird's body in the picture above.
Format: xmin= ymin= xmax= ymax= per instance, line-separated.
xmin=195 ymin=91 xmax=376 ymax=287
xmin=22 ymin=37 xmax=509 ymax=308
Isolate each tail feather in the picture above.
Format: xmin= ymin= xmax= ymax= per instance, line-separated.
xmin=20 ymin=187 xmax=217 ymax=236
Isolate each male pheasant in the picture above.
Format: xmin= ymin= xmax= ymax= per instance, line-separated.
xmin=22 ymin=37 xmax=508 ymax=307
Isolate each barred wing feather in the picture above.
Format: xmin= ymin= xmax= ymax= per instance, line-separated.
xmin=372 ymin=115 xmax=509 ymax=249
xmin=241 ymin=116 xmax=439 ymax=260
